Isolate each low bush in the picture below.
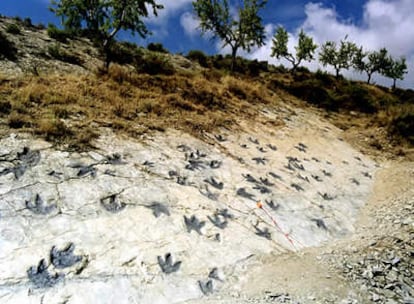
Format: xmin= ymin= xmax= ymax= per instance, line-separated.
xmin=147 ymin=42 xmax=169 ymax=53
xmin=389 ymin=109 xmax=414 ymax=145
xmin=393 ymin=88 xmax=414 ymax=104
xmin=314 ymin=69 xmax=335 ymax=87
xmin=23 ymin=17 xmax=33 ymax=28
xmin=340 ymin=84 xmax=376 ymax=113
xmin=0 ymin=100 xmax=12 ymax=115
xmin=187 ymin=50 xmax=210 ymax=68
xmin=6 ymin=23 xmax=21 ymax=35
xmin=36 ymin=118 xmax=73 ymax=141
xmin=247 ymin=60 xmax=268 ymax=76
xmin=287 ymin=79 xmax=337 ymax=111
xmin=48 ymin=44 xmax=82 ymax=65
xmin=8 ymin=112 xmax=32 ymax=129
xmin=295 ymin=66 xmax=310 ymax=73
xmin=47 ymin=24 xmax=71 ymax=43
xmin=135 ymin=53 xmax=175 ymax=75
xmin=107 ymin=41 xmax=142 ymax=65
xmin=0 ymin=31 xmax=17 ymax=61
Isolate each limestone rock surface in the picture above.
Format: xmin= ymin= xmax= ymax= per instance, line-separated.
xmin=0 ymin=106 xmax=378 ymax=303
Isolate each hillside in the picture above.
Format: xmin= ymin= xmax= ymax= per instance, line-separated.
xmin=0 ymin=17 xmax=413 ymax=304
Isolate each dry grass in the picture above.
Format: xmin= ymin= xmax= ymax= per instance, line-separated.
xmin=0 ymin=64 xmax=275 ymax=149
xmin=2 ymin=61 xmax=411 ymax=154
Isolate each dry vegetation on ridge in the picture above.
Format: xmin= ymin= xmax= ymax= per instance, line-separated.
xmin=0 ymin=16 xmax=413 ymax=157
xmin=0 ymin=65 xmax=280 ymax=150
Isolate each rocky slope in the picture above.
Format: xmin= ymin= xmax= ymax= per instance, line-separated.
xmin=0 ymin=101 xmax=393 ymax=304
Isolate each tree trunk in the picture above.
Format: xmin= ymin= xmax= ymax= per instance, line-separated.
xmin=102 ymin=39 xmax=112 ymax=71
xmin=292 ymin=62 xmax=299 ymax=73
xmin=392 ymin=78 xmax=397 ymax=90
xmin=335 ymin=68 xmax=340 ymax=79
xmin=230 ymin=47 xmax=238 ymax=72
xmin=367 ymin=72 xmax=372 ymax=84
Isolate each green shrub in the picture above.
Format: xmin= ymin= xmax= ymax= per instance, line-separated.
xmin=314 ymin=69 xmax=335 ymax=86
xmin=393 ymin=88 xmax=414 ymax=104
xmin=247 ymin=60 xmax=268 ymax=76
xmin=48 ymin=43 xmax=82 ymax=65
xmin=341 ymin=84 xmax=376 ymax=113
xmin=135 ymin=53 xmax=175 ymax=75
xmin=271 ymin=64 xmax=288 ymax=74
xmin=0 ymin=31 xmax=17 ymax=61
xmin=390 ymin=112 xmax=414 ymax=144
xmin=6 ymin=23 xmax=21 ymax=35
xmin=0 ymin=101 xmax=12 ymax=115
xmin=211 ymin=55 xmax=268 ymax=75
xmin=187 ymin=50 xmax=210 ymax=68
xmin=287 ymin=79 xmax=337 ymax=111
xmin=23 ymin=17 xmax=33 ymax=28
xmin=147 ymin=42 xmax=169 ymax=53
xmin=295 ymin=66 xmax=310 ymax=73
xmin=47 ymin=24 xmax=71 ymax=43
xmin=36 ymin=23 xmax=46 ymax=30
xmin=107 ymin=41 xmax=142 ymax=65
xmin=8 ymin=112 xmax=31 ymax=129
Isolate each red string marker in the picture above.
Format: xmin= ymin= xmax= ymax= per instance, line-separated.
xmin=256 ymin=201 xmax=302 ymax=250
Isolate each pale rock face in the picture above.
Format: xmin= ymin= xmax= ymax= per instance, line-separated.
xmin=0 ymin=107 xmax=376 ymax=303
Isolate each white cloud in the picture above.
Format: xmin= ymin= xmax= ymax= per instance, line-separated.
xmin=248 ymin=0 xmax=414 ymax=89
xmin=180 ymin=12 xmax=200 ymax=37
xmin=147 ymin=0 xmax=193 ymax=25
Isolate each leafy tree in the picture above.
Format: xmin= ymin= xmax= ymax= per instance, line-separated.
xmin=271 ymin=27 xmax=317 ymax=72
xmin=193 ymin=0 xmax=267 ymax=71
xmin=383 ymin=56 xmax=408 ymax=89
xmin=50 ymin=0 xmax=163 ymax=66
xmin=319 ymin=37 xmax=358 ymax=78
xmin=353 ymin=47 xmax=389 ymax=84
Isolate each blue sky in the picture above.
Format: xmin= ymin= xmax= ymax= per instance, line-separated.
xmin=0 ymin=0 xmax=413 ymax=88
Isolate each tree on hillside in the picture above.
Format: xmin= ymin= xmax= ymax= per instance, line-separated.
xmin=319 ymin=37 xmax=358 ymax=78
xmin=270 ymin=27 xmax=317 ymax=72
xmin=50 ymin=0 xmax=163 ymax=66
xmin=353 ymin=47 xmax=389 ymax=84
xmin=383 ymin=56 xmax=408 ymax=89
xmin=193 ymin=0 xmax=267 ymax=71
